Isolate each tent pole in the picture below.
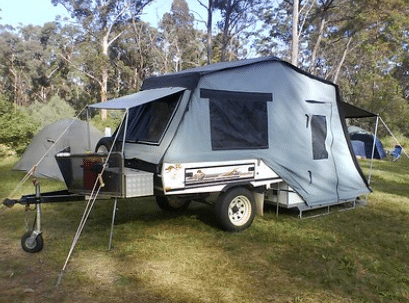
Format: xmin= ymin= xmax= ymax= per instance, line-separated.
xmin=379 ymin=117 xmax=409 ymax=159
xmin=56 ymin=185 xmax=102 ymax=287
xmin=122 ymin=109 xmax=129 ymax=155
xmin=108 ymin=198 xmax=118 ymax=250
xmin=367 ymin=115 xmax=380 ymax=185
xmin=86 ymin=108 xmax=92 ymax=151
xmin=56 ymin=110 xmax=128 ymax=286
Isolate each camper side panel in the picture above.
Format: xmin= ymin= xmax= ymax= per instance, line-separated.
xmin=162 ymin=62 xmax=370 ymax=205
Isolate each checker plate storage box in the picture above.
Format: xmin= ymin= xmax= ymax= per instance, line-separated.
xmin=56 ymin=152 xmax=153 ymax=198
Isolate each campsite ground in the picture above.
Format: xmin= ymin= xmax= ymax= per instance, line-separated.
xmin=1 ymin=152 xmax=409 ymax=302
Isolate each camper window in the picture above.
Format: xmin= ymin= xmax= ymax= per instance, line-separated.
xmin=118 ymin=92 xmax=182 ymax=144
xmin=311 ymin=115 xmax=329 ymax=160
xmin=200 ymin=89 xmax=272 ymax=150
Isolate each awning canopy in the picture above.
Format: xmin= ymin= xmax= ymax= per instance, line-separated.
xmin=340 ymin=101 xmax=377 ymax=118
xmin=89 ymin=87 xmax=186 ymax=110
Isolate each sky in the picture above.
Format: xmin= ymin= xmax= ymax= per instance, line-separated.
xmin=0 ymin=0 xmax=207 ymax=28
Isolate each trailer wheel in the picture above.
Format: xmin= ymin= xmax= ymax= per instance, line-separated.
xmin=215 ymin=187 xmax=255 ymax=232
xmin=156 ymin=195 xmax=191 ymax=212
xmin=95 ymin=137 xmax=119 ymax=153
xmin=21 ymin=231 xmax=43 ymax=253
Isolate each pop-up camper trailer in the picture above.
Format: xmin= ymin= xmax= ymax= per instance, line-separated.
xmin=4 ymin=57 xmax=371 ymax=252
xmin=66 ymin=56 xmax=371 ymax=222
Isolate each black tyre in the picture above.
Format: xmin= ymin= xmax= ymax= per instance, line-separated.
xmin=215 ymin=187 xmax=255 ymax=232
xmin=95 ymin=137 xmax=119 ymax=153
xmin=21 ymin=231 xmax=44 ymax=253
xmin=156 ymin=195 xmax=191 ymax=212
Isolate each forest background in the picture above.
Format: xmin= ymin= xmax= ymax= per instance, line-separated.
xmin=1 ymin=0 xmax=409 ymax=155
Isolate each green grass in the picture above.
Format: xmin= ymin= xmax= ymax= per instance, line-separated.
xmin=1 ymin=155 xmax=409 ymax=302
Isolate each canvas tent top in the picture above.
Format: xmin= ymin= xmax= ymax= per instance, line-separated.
xmin=91 ymin=56 xmax=376 ymax=119
xmin=90 ymin=88 xmax=375 ymax=120
xmin=89 ymin=56 xmax=371 ymax=207
xmin=140 ymin=56 xmax=349 ymax=91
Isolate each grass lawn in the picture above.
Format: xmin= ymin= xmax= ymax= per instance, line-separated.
xmin=0 ymin=155 xmax=409 ymax=302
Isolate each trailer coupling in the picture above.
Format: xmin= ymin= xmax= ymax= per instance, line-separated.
xmin=3 ymin=198 xmax=17 ymax=208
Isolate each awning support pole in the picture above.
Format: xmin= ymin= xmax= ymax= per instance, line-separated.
xmin=367 ymin=115 xmax=380 ymax=185
xmin=56 ymin=185 xmax=102 ymax=288
xmin=56 ymin=111 xmax=128 ymax=288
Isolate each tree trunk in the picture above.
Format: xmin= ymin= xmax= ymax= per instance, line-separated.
xmin=333 ymin=36 xmax=353 ymax=84
xmin=221 ymin=0 xmax=232 ymax=62
xmin=221 ymin=30 xmax=228 ymax=62
xmin=101 ymin=33 xmax=110 ymax=120
xmin=292 ymin=0 xmax=299 ymax=66
xmin=309 ymin=17 xmax=326 ymax=74
xmin=207 ymin=0 xmax=213 ymax=64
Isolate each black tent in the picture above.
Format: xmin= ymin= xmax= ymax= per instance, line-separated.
xmin=348 ymin=126 xmax=386 ymax=159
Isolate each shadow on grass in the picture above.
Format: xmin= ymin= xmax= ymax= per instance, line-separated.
xmin=43 ymin=197 xmax=222 ymax=244
xmin=247 ymin=203 xmax=409 ymax=302
xmin=369 ymin=174 xmax=409 ymax=198
xmin=92 ymin=198 xmax=220 ymax=230
xmin=360 ymin=158 xmax=409 ymax=199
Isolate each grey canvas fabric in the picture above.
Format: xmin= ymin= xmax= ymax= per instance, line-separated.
xmin=14 ymin=118 xmax=103 ymax=181
xmin=90 ymin=87 xmax=186 ymax=110
xmin=89 ymin=57 xmax=371 ymax=206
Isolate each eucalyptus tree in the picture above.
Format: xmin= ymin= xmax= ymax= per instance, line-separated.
xmin=54 ymin=21 xmax=101 ymax=110
xmin=110 ymin=20 xmax=160 ymax=95
xmin=197 ymin=0 xmax=214 ymax=64
xmin=0 ymin=25 xmax=30 ymax=105
xmin=291 ymin=0 xmax=299 ymax=65
xmin=253 ymin=0 xmax=409 ymax=134
xmin=159 ymin=0 xmax=205 ymax=72
xmin=323 ymin=0 xmax=409 ymax=134
xmin=51 ymin=0 xmax=153 ymax=114
xmin=306 ymin=0 xmax=334 ymax=73
xmin=0 ymin=24 xmax=60 ymax=106
xmin=214 ymin=0 xmax=260 ymax=61
xmin=30 ymin=21 xmax=73 ymax=103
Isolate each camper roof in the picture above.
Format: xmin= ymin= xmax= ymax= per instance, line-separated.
xmin=141 ymin=56 xmax=332 ymax=90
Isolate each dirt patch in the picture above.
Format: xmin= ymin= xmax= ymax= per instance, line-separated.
xmin=0 ymin=237 xmax=62 ymax=302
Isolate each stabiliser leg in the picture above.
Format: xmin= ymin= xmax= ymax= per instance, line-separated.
xmin=2 ymin=180 xmax=85 ymax=253
xmin=21 ymin=181 xmax=44 ymax=253
xmin=108 ymin=198 xmax=118 ymax=250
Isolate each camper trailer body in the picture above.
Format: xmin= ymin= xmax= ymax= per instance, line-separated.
xmin=66 ymin=56 xmax=370 ymax=229
xmin=5 ymin=57 xmax=372 ymax=253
